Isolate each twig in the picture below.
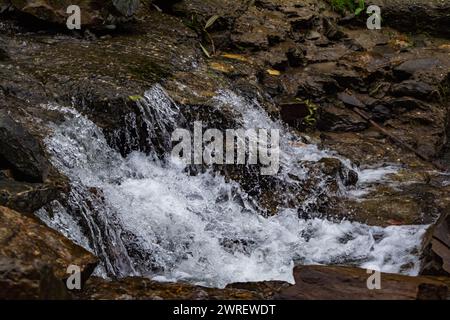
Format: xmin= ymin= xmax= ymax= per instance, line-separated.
xmin=351 ymin=107 xmax=448 ymax=172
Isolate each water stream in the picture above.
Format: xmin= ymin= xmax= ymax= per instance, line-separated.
xmin=35 ymin=85 xmax=426 ymax=288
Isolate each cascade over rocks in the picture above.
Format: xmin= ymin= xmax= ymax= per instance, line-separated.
xmin=1 ymin=0 xmax=450 ymax=298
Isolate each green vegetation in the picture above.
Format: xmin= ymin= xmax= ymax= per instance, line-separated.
xmin=128 ymin=95 xmax=143 ymax=102
xmin=330 ymin=0 xmax=365 ymax=15
xmin=185 ymin=14 xmax=220 ymax=58
xmin=296 ymin=99 xmax=319 ymax=127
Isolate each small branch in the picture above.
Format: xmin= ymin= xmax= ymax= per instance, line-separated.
xmin=351 ymin=107 xmax=448 ymax=172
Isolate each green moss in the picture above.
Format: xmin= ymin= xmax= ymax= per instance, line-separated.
xmin=127 ymin=59 xmax=170 ymax=83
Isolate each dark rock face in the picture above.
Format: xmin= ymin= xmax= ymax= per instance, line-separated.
xmin=421 ymin=212 xmax=450 ymax=277
xmin=0 ymin=112 xmax=50 ymax=183
xmin=113 ymin=0 xmax=140 ymax=17
xmin=0 ymin=40 xmax=8 ymax=60
xmin=232 ymin=7 xmax=291 ymax=49
xmin=394 ymin=58 xmax=441 ymax=80
xmin=0 ymin=206 xmax=98 ymax=280
xmin=0 ymin=179 xmax=62 ymax=213
xmin=76 ymin=277 xmax=264 ymax=300
xmin=390 ymin=80 xmax=436 ymax=99
xmin=75 ymin=265 xmax=450 ymax=300
xmin=368 ymin=0 xmax=450 ymax=38
xmin=318 ymin=157 xmax=358 ymax=186
xmin=0 ymin=94 xmax=69 ymax=213
xmin=0 ymin=0 xmax=450 ymax=300
xmin=273 ymin=265 xmax=448 ymax=300
xmin=1 ymin=0 xmax=142 ymax=27
xmin=0 ymin=206 xmax=98 ymax=299
xmin=317 ymin=103 xmax=368 ymax=132
xmin=0 ymin=256 xmax=71 ymax=300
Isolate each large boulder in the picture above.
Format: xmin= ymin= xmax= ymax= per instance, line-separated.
xmin=0 ymin=96 xmax=69 ymax=213
xmin=0 ymin=111 xmax=50 ymax=183
xmin=421 ymin=212 xmax=450 ymax=276
xmin=229 ymin=265 xmax=449 ymax=300
xmin=0 ymin=205 xmax=98 ymax=299
xmin=276 ymin=265 xmax=448 ymax=300
xmin=0 ymin=256 xmax=71 ymax=300
xmin=0 ymin=0 xmax=141 ymax=27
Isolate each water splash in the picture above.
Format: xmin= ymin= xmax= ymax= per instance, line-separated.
xmin=36 ymin=85 xmax=427 ymax=288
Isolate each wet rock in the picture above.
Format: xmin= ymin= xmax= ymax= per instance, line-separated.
xmin=371 ymin=104 xmax=391 ymax=121
xmin=254 ymin=41 xmax=302 ymax=70
xmin=273 ymin=265 xmax=448 ymax=300
xmin=0 ymin=46 xmax=7 ymax=61
xmin=0 ymin=96 xmax=69 ymax=213
xmin=385 ymin=96 xmax=428 ymax=111
xmin=337 ymin=91 xmax=365 ymax=108
xmin=171 ymin=0 xmax=247 ymax=26
xmin=317 ymin=103 xmax=368 ymax=132
xmin=226 ymin=280 xmax=290 ymax=299
xmin=0 ymin=206 xmax=98 ymax=283
xmin=318 ymin=157 xmax=358 ymax=186
xmin=2 ymin=0 xmax=141 ymax=28
xmin=394 ymin=58 xmax=440 ymax=80
xmin=77 ymin=265 xmax=449 ymax=300
xmin=0 ymin=10 xmax=198 ymax=157
xmin=0 ymin=179 xmax=63 ymax=213
xmin=0 ymin=112 xmax=50 ymax=183
xmin=320 ymin=130 xmax=429 ymax=168
xmin=421 ymin=212 xmax=450 ymax=276
xmin=390 ymin=80 xmax=436 ymax=99
xmin=113 ymin=0 xmax=141 ymax=17
xmin=335 ymin=179 xmax=450 ymax=226
xmin=279 ymin=100 xmax=312 ymax=129
xmin=77 ymin=276 xmax=264 ymax=300
xmin=368 ymin=0 xmax=450 ymax=38
xmin=232 ymin=7 xmax=291 ymax=49
xmin=305 ymin=30 xmax=321 ymax=41
xmin=384 ymin=105 xmax=447 ymax=159
xmin=323 ymin=18 xmax=345 ymax=41
xmin=0 ymin=1 xmax=10 ymax=13
xmin=0 ymin=256 xmax=71 ymax=300
xmin=303 ymin=43 xmax=350 ymax=64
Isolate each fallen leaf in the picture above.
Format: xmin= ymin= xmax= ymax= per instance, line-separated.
xmin=266 ymin=69 xmax=281 ymax=76
xmin=209 ymin=62 xmax=233 ymax=73
xmin=221 ymin=53 xmax=248 ymax=62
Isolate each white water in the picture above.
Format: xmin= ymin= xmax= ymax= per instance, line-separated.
xmin=36 ymin=85 xmax=426 ymax=288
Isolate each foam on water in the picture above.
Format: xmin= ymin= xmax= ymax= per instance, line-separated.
xmin=37 ymin=85 xmax=427 ymax=288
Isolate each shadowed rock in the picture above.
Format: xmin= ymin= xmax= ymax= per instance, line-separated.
xmin=0 ymin=206 xmax=98 ymax=290
xmin=0 ymin=0 xmax=142 ymax=28
xmin=0 ymin=112 xmax=50 ymax=183
xmin=368 ymin=0 xmax=450 ymax=38
xmin=421 ymin=212 xmax=450 ymax=277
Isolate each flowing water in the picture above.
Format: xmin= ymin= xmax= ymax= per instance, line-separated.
xmin=36 ymin=84 xmax=426 ymax=288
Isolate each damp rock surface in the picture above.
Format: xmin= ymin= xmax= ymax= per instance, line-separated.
xmin=0 ymin=0 xmax=450 ymax=299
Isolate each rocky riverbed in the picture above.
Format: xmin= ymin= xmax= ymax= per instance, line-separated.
xmin=0 ymin=0 xmax=450 ymax=299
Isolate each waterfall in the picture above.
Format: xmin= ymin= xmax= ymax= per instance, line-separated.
xmin=35 ymin=85 xmax=426 ymax=288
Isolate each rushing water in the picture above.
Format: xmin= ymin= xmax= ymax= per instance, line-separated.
xmin=36 ymin=85 xmax=426 ymax=288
